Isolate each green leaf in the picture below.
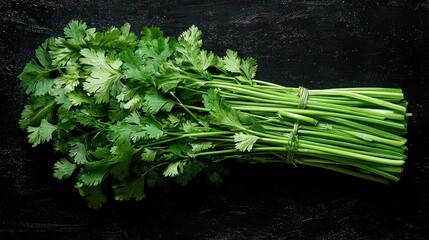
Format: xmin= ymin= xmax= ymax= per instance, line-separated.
xmin=163 ymin=161 xmax=183 ymax=177
xmin=27 ymin=119 xmax=56 ymax=147
xmin=204 ymin=163 xmax=228 ymax=184
xmin=54 ymin=91 xmax=73 ymax=111
xmin=241 ymin=57 xmax=257 ymax=80
xmin=155 ymin=62 xmax=184 ymax=92
xmin=142 ymin=123 xmax=164 ymax=139
xmin=190 ymin=141 xmax=213 ymax=153
xmin=207 ymin=171 xmax=222 ymax=184
xmin=157 ymin=77 xmax=182 ymax=93
xmin=109 ymin=141 xmax=137 ymax=180
xmin=222 ymin=49 xmax=257 ymax=82
xmin=182 ymin=121 xmax=201 ymax=133
xmin=76 ymin=184 xmax=106 ymax=209
xmin=78 ymin=168 xmax=106 ymax=186
xmin=64 ymin=20 xmax=87 ymax=45
xmin=49 ymin=38 xmax=81 ymax=67
xmin=234 ymin=132 xmax=259 ymax=152
xmin=69 ymin=141 xmax=88 ymax=164
xmin=114 ymin=176 xmax=146 ymax=201
xmin=80 ymin=48 xmax=123 ymax=103
xmin=146 ymin=170 xmax=159 ymax=188
xmin=196 ymin=50 xmax=218 ymax=73
xmin=124 ymin=111 xmax=143 ymax=125
xmin=203 ymin=88 xmax=243 ymax=129
xmin=53 ymin=62 xmax=81 ymax=92
xmin=143 ymin=90 xmax=175 ymax=114
xmin=175 ymin=161 xmax=204 ymax=186
xmin=86 ymin=187 xmax=106 ymax=209
xmin=53 ymin=158 xmax=77 ymax=179
xmin=35 ymin=39 xmax=52 ymax=69
xmin=116 ymin=86 xmax=145 ymax=111
xmin=85 ymin=23 xmax=137 ymax=50
xmin=173 ymin=26 xmax=219 ymax=77
xmin=223 ymin=49 xmax=241 ymax=74
xmin=18 ymin=59 xmax=54 ymax=96
xmin=139 ymin=26 xmax=175 ymax=68
xmin=108 ymin=99 xmax=129 ymax=121
xmin=178 ymin=25 xmax=202 ymax=48
xmin=92 ymin=147 xmax=111 ymax=159
xmin=141 ymin=148 xmax=157 ymax=162
xmin=19 ymin=96 xmax=56 ymax=129
xmin=168 ymin=140 xmax=192 ymax=157
xmin=67 ymin=91 xmax=93 ymax=106
xmin=167 ymin=114 xmax=181 ymax=127
xmin=119 ymin=49 xmax=154 ymax=81
xmin=117 ymin=23 xmax=139 ymax=48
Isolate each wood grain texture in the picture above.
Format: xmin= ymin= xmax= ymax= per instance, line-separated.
xmin=1 ymin=0 xmax=428 ymax=239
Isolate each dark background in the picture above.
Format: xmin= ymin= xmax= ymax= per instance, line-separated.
xmin=1 ymin=0 xmax=428 ymax=239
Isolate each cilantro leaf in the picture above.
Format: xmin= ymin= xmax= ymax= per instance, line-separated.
xmin=139 ymin=26 xmax=175 ymax=68
xmin=203 ymin=88 xmax=243 ymax=129
xmin=64 ymin=20 xmax=87 ymax=45
xmin=234 ymin=133 xmax=259 ymax=152
xmin=35 ymin=39 xmax=53 ymax=69
xmin=49 ymin=38 xmax=81 ymax=67
xmin=85 ymin=23 xmax=137 ymax=50
xmin=78 ymin=168 xmax=106 ymax=186
xmin=155 ymin=62 xmax=184 ymax=92
xmin=142 ymin=123 xmax=164 ymax=139
xmin=222 ymin=49 xmax=241 ymax=73
xmin=113 ymin=176 xmax=146 ymax=201
xmin=175 ymin=161 xmax=204 ymax=186
xmin=69 ymin=141 xmax=88 ymax=164
xmin=109 ymin=121 xmax=142 ymax=144
xmin=109 ymin=140 xmax=138 ymax=180
xmin=191 ymin=141 xmax=213 ymax=153
xmin=174 ymin=26 xmax=218 ymax=77
xmin=119 ymin=49 xmax=154 ymax=81
xmin=207 ymin=171 xmax=222 ymax=184
xmin=76 ymin=185 xmax=106 ymax=209
xmin=204 ymin=163 xmax=228 ymax=184
xmin=86 ymin=187 xmax=106 ymax=209
xmin=19 ymin=96 xmax=56 ymax=129
xmin=143 ymin=90 xmax=175 ymax=114
xmin=19 ymin=43 xmax=55 ymax=96
xmin=116 ymin=86 xmax=145 ymax=111
xmin=146 ymin=170 xmax=159 ymax=188
xmin=27 ymin=119 xmax=56 ymax=147
xmin=141 ymin=148 xmax=157 ymax=162
xmin=80 ymin=48 xmax=123 ymax=103
xmin=241 ymin=57 xmax=257 ymax=80
xmin=178 ymin=25 xmax=202 ymax=48
xmin=222 ymin=49 xmax=257 ymax=83
xmin=67 ymin=91 xmax=93 ymax=106
xmin=163 ymin=161 xmax=184 ymax=177
xmin=168 ymin=140 xmax=192 ymax=157
xmin=53 ymin=158 xmax=77 ymax=179
xmin=53 ymin=62 xmax=81 ymax=92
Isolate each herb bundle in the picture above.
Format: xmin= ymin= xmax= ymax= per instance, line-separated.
xmin=19 ymin=21 xmax=409 ymax=208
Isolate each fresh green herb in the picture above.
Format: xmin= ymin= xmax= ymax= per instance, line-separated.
xmin=19 ymin=20 xmax=409 ymax=208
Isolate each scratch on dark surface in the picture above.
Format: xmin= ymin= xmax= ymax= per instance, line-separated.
xmin=300 ymin=216 xmax=326 ymax=223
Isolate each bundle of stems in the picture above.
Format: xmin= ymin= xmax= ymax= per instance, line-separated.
xmin=181 ymin=79 xmax=408 ymax=184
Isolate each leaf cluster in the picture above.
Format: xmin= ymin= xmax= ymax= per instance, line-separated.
xmin=19 ymin=20 xmax=259 ymax=208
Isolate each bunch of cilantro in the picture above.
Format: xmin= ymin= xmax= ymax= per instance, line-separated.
xmin=19 ymin=20 xmax=409 ymax=208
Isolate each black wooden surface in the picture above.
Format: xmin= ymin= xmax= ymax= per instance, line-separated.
xmin=1 ymin=0 xmax=429 ymax=239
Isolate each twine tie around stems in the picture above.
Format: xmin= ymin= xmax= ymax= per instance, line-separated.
xmin=286 ymin=86 xmax=309 ymax=165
